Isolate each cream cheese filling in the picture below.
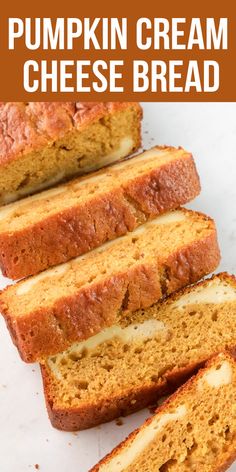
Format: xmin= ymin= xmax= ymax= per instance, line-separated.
xmin=98 ymin=405 xmax=187 ymax=472
xmin=173 ymin=278 xmax=236 ymax=309
xmin=198 ymin=361 xmax=232 ymax=389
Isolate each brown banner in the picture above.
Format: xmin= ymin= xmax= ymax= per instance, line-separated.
xmin=0 ymin=0 xmax=236 ymax=101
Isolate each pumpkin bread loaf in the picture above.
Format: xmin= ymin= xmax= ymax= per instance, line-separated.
xmin=0 ymin=102 xmax=142 ymax=205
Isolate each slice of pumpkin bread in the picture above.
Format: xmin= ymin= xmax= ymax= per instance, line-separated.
xmin=91 ymin=352 xmax=236 ymax=472
xmin=0 ymin=145 xmax=200 ymax=279
xmin=41 ymin=273 xmax=235 ymax=431
xmin=0 ymin=209 xmax=220 ymax=362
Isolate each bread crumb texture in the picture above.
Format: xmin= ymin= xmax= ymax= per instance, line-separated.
xmin=41 ymin=273 xmax=236 ymax=431
xmin=92 ymin=353 xmax=236 ymax=472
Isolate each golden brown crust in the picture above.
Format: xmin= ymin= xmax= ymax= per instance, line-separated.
xmin=90 ymin=352 xmax=236 ymax=471
xmin=41 ymin=361 xmax=204 ymax=431
xmin=160 ymin=231 xmax=220 ymax=295
xmin=214 ymin=455 xmax=236 ymax=472
xmin=0 ymin=150 xmax=201 ymax=280
xmin=217 ymin=454 xmax=236 ymax=472
xmin=1 ymin=262 xmax=163 ymax=362
xmin=0 ymin=222 xmax=220 ymax=363
xmin=0 ymin=102 xmax=142 ymax=166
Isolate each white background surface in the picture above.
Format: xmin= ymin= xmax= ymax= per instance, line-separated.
xmin=0 ymin=102 xmax=236 ymax=472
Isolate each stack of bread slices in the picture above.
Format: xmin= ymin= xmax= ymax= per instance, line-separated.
xmin=0 ymin=101 xmax=235 ymax=472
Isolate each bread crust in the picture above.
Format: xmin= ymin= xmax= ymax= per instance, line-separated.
xmin=214 ymin=455 xmax=236 ymax=472
xmin=0 ymin=219 xmax=220 ymax=362
xmin=0 ymin=102 xmax=141 ymax=166
xmin=0 ymin=149 xmax=201 ymax=279
xmin=41 ymin=360 xmax=203 ymax=431
xmin=90 ymin=352 xmax=236 ymax=471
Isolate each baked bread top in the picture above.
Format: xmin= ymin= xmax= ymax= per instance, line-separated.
xmin=0 ymin=102 xmax=140 ymax=165
xmin=0 ymin=102 xmax=142 ymax=205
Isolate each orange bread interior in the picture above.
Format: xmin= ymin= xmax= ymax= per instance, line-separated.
xmin=92 ymin=352 xmax=236 ymax=471
xmin=41 ymin=273 xmax=236 ymax=430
